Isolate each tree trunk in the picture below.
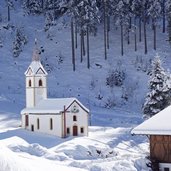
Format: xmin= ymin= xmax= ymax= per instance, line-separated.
xmin=27 ymin=0 xmax=30 ymax=7
xmin=82 ymin=33 xmax=86 ymax=56
xmin=87 ymin=26 xmax=90 ymax=69
xmin=129 ymin=17 xmax=132 ymax=29
xmin=121 ymin=23 xmax=124 ymax=56
xmin=7 ymin=5 xmax=10 ymax=21
xmin=134 ymin=18 xmax=137 ymax=52
xmin=153 ymin=21 xmax=156 ymax=50
xmin=139 ymin=17 xmax=142 ymax=42
xmin=41 ymin=0 xmax=44 ymax=9
xmin=80 ymin=30 xmax=83 ymax=62
xmin=71 ymin=19 xmax=75 ymax=71
xmin=75 ymin=23 xmax=78 ymax=49
xmin=162 ymin=0 xmax=166 ymax=33
xmin=127 ymin=28 xmax=130 ymax=45
xmin=107 ymin=16 xmax=110 ymax=49
xmin=143 ymin=13 xmax=147 ymax=54
xmin=168 ymin=16 xmax=171 ymax=42
xmin=103 ymin=0 xmax=107 ymax=60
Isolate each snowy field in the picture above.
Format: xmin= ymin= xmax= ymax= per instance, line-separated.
xmin=0 ymin=111 xmax=149 ymax=171
xmin=0 ymin=1 xmax=171 ymax=171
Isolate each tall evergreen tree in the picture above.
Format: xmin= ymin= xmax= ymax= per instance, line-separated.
xmin=143 ymin=55 xmax=171 ymax=118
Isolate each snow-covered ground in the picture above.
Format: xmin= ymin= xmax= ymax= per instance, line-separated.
xmin=0 ymin=113 xmax=149 ymax=171
xmin=0 ymin=1 xmax=171 ymax=170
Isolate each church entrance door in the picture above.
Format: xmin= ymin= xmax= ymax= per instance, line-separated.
xmin=73 ymin=126 xmax=78 ymax=136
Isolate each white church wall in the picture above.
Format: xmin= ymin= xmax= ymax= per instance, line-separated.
xmin=159 ymin=163 xmax=171 ymax=171
xmin=66 ymin=102 xmax=88 ymax=136
xmin=21 ymin=114 xmax=25 ymax=128
xmin=26 ymin=76 xmax=47 ymax=107
xmin=26 ymin=114 xmax=63 ymax=137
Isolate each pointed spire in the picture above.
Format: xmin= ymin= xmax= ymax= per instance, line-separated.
xmin=32 ymin=38 xmax=40 ymax=61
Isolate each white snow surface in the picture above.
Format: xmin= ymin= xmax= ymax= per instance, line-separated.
xmin=0 ymin=1 xmax=171 ymax=171
xmin=132 ymin=105 xmax=171 ymax=135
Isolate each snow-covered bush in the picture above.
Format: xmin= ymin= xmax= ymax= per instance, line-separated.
xmin=89 ymin=77 xmax=97 ymax=90
xmin=106 ymin=69 xmax=125 ymax=88
xmin=44 ymin=11 xmax=55 ymax=32
xmin=13 ymin=27 xmax=27 ymax=57
xmin=23 ymin=0 xmax=43 ymax=15
xmin=57 ymin=51 xmax=64 ymax=65
xmin=104 ymin=96 xmax=116 ymax=109
xmin=143 ymin=55 xmax=171 ymax=118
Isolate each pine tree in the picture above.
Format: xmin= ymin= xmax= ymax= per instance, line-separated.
xmin=13 ymin=28 xmax=27 ymax=57
xmin=143 ymin=55 xmax=171 ymax=118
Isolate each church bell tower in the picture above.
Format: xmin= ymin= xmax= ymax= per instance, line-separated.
xmin=25 ymin=40 xmax=48 ymax=108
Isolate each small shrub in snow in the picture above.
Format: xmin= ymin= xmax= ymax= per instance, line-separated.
xmin=89 ymin=77 xmax=97 ymax=90
xmin=104 ymin=96 xmax=116 ymax=109
xmin=57 ymin=51 xmax=64 ymax=65
xmin=106 ymin=69 xmax=125 ymax=88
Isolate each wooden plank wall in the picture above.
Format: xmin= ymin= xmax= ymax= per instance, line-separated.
xmin=150 ymin=135 xmax=171 ymax=163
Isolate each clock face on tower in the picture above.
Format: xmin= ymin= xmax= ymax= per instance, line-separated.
xmin=71 ymin=105 xmax=79 ymax=113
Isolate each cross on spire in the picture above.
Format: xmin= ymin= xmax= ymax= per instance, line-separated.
xmin=32 ymin=38 xmax=40 ymax=61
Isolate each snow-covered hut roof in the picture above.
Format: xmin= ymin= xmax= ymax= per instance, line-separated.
xmin=131 ymin=105 xmax=171 ymax=135
xmin=21 ymin=98 xmax=89 ymax=114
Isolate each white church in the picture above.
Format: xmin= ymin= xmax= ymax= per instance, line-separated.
xmin=21 ymin=42 xmax=89 ymax=138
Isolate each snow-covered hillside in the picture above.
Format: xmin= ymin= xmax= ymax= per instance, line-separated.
xmin=0 ymin=1 xmax=171 ymax=170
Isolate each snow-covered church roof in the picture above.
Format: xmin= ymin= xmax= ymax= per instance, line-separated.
xmin=21 ymin=97 xmax=89 ymax=114
xmin=131 ymin=105 xmax=171 ymax=135
xmin=25 ymin=41 xmax=47 ymax=76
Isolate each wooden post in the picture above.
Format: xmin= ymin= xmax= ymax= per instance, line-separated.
xmin=63 ymin=105 xmax=66 ymax=138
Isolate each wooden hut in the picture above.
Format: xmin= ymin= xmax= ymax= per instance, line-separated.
xmin=131 ymin=106 xmax=171 ymax=171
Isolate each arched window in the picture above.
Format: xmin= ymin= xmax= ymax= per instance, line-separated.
xmin=37 ymin=118 xmax=40 ymax=130
xmin=73 ymin=115 xmax=77 ymax=121
xmin=39 ymin=79 xmax=43 ymax=87
xmin=50 ymin=118 xmax=53 ymax=130
xmin=29 ymin=80 xmax=32 ymax=87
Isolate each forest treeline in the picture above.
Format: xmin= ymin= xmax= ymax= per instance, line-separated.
xmin=5 ymin=0 xmax=171 ymax=70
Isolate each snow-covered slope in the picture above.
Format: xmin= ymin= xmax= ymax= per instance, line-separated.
xmin=0 ymin=1 xmax=171 ymax=171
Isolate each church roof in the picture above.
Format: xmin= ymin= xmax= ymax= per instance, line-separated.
xmin=21 ymin=98 xmax=89 ymax=114
xmin=25 ymin=60 xmax=48 ymax=76
xmin=131 ymin=105 xmax=171 ymax=135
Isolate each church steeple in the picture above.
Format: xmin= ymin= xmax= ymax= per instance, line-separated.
xmin=32 ymin=38 xmax=40 ymax=61
xmin=25 ymin=40 xmax=48 ymax=108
